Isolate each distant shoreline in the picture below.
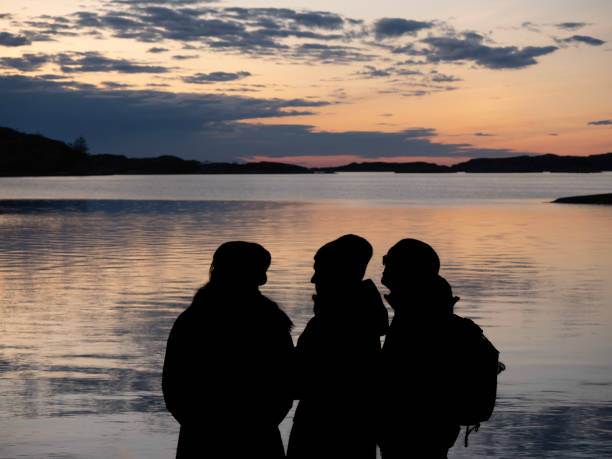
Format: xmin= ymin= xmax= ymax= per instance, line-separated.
xmin=2 ymin=126 xmax=612 ymax=176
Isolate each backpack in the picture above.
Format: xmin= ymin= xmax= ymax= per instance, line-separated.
xmin=451 ymin=315 xmax=505 ymax=447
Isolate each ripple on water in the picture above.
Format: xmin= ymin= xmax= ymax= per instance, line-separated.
xmin=1 ymin=198 xmax=611 ymax=458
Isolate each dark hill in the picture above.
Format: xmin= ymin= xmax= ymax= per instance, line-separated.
xmin=453 ymin=153 xmax=612 ymax=172
xmin=1 ymin=126 xmax=611 ymax=176
xmin=316 ymin=161 xmax=450 ymax=173
xmin=85 ymin=154 xmax=202 ymax=174
xmin=0 ymin=127 xmax=309 ymax=175
xmin=199 ymin=161 xmax=310 ymax=174
xmin=0 ymin=127 xmax=88 ymax=176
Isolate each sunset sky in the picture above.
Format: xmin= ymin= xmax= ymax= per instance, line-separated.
xmin=1 ymin=0 xmax=610 ymax=166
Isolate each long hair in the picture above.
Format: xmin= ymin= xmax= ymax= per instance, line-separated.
xmin=191 ymin=242 xmax=271 ymax=307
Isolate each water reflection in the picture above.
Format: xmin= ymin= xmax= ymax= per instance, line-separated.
xmin=0 ymin=199 xmax=611 ymax=457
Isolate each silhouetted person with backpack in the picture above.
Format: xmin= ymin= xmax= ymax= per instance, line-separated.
xmin=162 ymin=241 xmax=294 ymax=458
xmin=379 ymin=239 xmax=460 ymax=459
xmin=379 ymin=238 xmax=502 ymax=458
xmin=287 ymin=234 xmax=388 ymax=459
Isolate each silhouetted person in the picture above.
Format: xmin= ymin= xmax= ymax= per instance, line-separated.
xmin=287 ymin=234 xmax=388 ymax=459
xmin=162 ymin=241 xmax=294 ymax=458
xmin=379 ymin=239 xmax=464 ymax=459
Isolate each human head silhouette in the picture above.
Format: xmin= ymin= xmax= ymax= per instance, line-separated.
xmin=311 ymin=234 xmax=372 ymax=295
xmin=430 ymin=275 xmax=460 ymax=314
xmin=208 ymin=241 xmax=271 ymax=290
xmin=381 ymin=238 xmax=440 ymax=293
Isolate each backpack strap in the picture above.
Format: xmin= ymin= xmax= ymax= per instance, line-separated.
xmin=464 ymin=424 xmax=480 ymax=447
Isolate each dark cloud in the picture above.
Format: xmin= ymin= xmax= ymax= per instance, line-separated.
xmin=291 ymin=43 xmax=374 ymax=63
xmin=355 ymin=65 xmax=423 ymax=78
xmin=111 ymin=0 xmax=211 ymax=4
xmin=207 ymin=32 xmax=290 ymax=55
xmin=389 ymin=43 xmax=431 ymax=56
xmin=66 ymin=9 xmax=245 ymax=43
xmin=0 ymin=51 xmax=170 ymax=74
xmin=414 ymin=86 xmax=458 ymax=96
xmin=549 ymin=133 xmax=558 ymax=136
xmin=397 ymin=59 xmax=428 ymax=65
xmin=182 ymin=71 xmax=251 ymax=83
xmin=374 ymin=18 xmax=433 ymax=39
xmin=474 ymin=132 xmax=495 ymax=136
xmin=396 ymin=68 xmax=423 ymax=76
xmin=57 ymin=52 xmax=169 ymax=73
xmin=22 ymin=16 xmax=78 ymax=39
xmin=421 ymin=33 xmax=558 ymax=69
xmin=0 ymin=53 xmax=51 ymax=71
xmin=102 ymin=81 xmax=132 ymax=88
xmin=70 ymin=11 xmax=101 ymax=28
xmin=555 ymin=22 xmax=588 ymax=30
xmin=379 ymin=83 xmax=457 ymax=97
xmin=37 ymin=74 xmax=70 ymax=80
xmin=35 ymin=7 xmax=362 ymax=61
xmin=19 ymin=6 xmax=559 ymax=71
xmin=521 ymin=21 xmax=541 ymax=33
xmin=356 ymin=65 xmax=392 ymax=78
xmin=138 ymin=7 xmax=245 ymax=40
xmin=291 ymin=12 xmax=344 ymax=30
xmin=103 ymin=6 xmax=348 ymax=48
xmin=430 ymin=72 xmax=462 ymax=82
xmin=558 ymin=35 xmax=605 ymax=46
xmin=0 ymin=31 xmax=31 ymax=46
xmin=222 ymin=8 xmax=345 ymax=30
xmin=218 ymin=87 xmax=260 ymax=93
xmin=171 ymin=54 xmax=199 ymax=60
xmin=0 ymin=74 xmax=524 ymax=161
xmin=0 ymin=74 xmax=328 ymax=157
xmin=217 ymin=123 xmax=524 ymax=160
xmin=403 ymin=90 xmax=428 ymax=97
xmin=101 ymin=12 xmax=144 ymax=31
xmin=588 ymin=120 xmax=612 ymax=126
xmin=61 ymin=80 xmax=99 ymax=91
xmin=147 ymin=47 xmax=168 ymax=53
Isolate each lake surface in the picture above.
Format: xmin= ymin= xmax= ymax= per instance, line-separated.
xmin=0 ymin=173 xmax=611 ymax=458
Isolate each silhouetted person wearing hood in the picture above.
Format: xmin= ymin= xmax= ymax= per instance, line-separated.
xmin=287 ymin=234 xmax=388 ymax=459
xmin=162 ymin=241 xmax=294 ymax=458
xmin=379 ymin=239 xmax=462 ymax=459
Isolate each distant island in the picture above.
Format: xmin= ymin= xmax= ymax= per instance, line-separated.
xmin=1 ymin=126 xmax=611 ymax=176
xmin=553 ymin=193 xmax=612 ymax=205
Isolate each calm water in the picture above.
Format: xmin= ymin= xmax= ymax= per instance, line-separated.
xmin=0 ymin=173 xmax=611 ymax=458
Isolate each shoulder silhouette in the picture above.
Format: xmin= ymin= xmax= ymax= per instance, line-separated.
xmin=287 ymin=234 xmax=388 ymax=459
xmin=380 ymin=238 xmax=503 ymax=458
xmin=162 ymin=241 xmax=293 ymax=458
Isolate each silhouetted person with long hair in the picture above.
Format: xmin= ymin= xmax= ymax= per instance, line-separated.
xmin=379 ymin=239 xmax=463 ymax=459
xmin=287 ymin=234 xmax=388 ymax=459
xmin=162 ymin=241 xmax=294 ymax=458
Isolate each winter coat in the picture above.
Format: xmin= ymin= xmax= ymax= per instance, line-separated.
xmin=287 ymin=279 xmax=388 ymax=459
xmin=380 ymin=309 xmax=478 ymax=458
xmin=162 ymin=286 xmax=294 ymax=458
